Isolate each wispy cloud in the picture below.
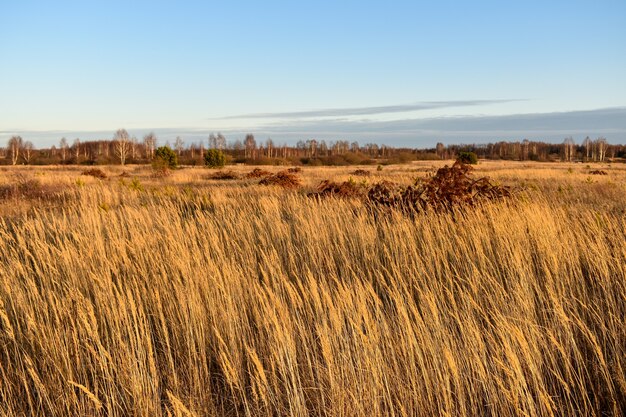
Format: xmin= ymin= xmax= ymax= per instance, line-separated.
xmin=3 ymin=107 xmax=625 ymax=148
xmin=214 ymin=99 xmax=524 ymax=120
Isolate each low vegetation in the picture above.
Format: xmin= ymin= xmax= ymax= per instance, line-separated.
xmin=0 ymin=161 xmax=624 ymax=416
xmin=258 ymin=170 xmax=301 ymax=189
xmin=81 ymin=168 xmax=108 ymax=179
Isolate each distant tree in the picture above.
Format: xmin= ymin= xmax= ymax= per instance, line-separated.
xmin=8 ymin=136 xmax=23 ymax=165
xmin=174 ymin=136 xmax=184 ymax=156
xmin=436 ymin=142 xmax=445 ymax=159
xmin=596 ymin=137 xmax=608 ymax=162
xmin=563 ymin=137 xmax=575 ymax=162
xmin=244 ymin=134 xmax=256 ymax=159
xmin=204 ymin=149 xmax=226 ymax=168
xmin=59 ymin=137 xmax=68 ymax=162
xmin=73 ymin=138 xmax=81 ymax=159
xmin=114 ymin=128 xmax=131 ymax=165
xmin=266 ymin=138 xmax=274 ymax=158
xmin=22 ymin=141 xmax=34 ymax=164
xmin=130 ymin=136 xmax=139 ymax=160
xmin=216 ymin=133 xmax=226 ymax=150
xmin=154 ymin=145 xmax=178 ymax=168
xmin=583 ymin=136 xmax=592 ymax=161
xmin=143 ymin=132 xmax=157 ymax=159
xmin=208 ymin=133 xmax=217 ymax=149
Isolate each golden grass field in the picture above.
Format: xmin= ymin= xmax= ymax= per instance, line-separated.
xmin=0 ymin=161 xmax=625 ymax=416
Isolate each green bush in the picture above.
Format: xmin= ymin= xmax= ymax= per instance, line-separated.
xmin=204 ymin=149 xmax=226 ymax=168
xmin=457 ymin=151 xmax=478 ymax=165
xmin=154 ymin=146 xmax=178 ymax=169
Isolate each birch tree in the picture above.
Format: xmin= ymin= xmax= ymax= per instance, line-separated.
xmin=114 ymin=129 xmax=131 ymax=165
xmin=8 ymin=136 xmax=23 ymax=165
xmin=143 ymin=132 xmax=157 ymax=159
xmin=22 ymin=141 xmax=34 ymax=164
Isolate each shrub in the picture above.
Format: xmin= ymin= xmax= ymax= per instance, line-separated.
xmin=351 ymin=169 xmax=371 ymax=176
xmin=81 ymin=168 xmax=107 ymax=179
xmin=368 ymin=161 xmax=511 ymax=213
xmin=258 ymin=171 xmax=301 ymax=189
xmin=154 ymin=146 xmax=178 ymax=169
xmin=204 ymin=149 xmax=226 ymax=168
xmin=456 ymin=151 xmax=478 ymax=165
xmin=308 ymin=179 xmax=367 ymax=199
xmin=208 ymin=170 xmax=240 ymax=180
xmin=245 ymin=168 xmax=272 ymax=178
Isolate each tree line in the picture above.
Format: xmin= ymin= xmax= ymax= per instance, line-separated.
xmin=2 ymin=130 xmax=625 ymax=166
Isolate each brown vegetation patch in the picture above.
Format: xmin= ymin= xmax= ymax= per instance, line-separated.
xmin=0 ymin=177 xmax=64 ymax=201
xmin=368 ymin=161 xmax=512 ymax=212
xmin=309 ymin=162 xmax=513 ymax=212
xmin=207 ymin=170 xmax=240 ymax=180
xmin=81 ymin=168 xmax=107 ymax=179
xmin=351 ymin=169 xmax=371 ymax=176
xmin=119 ymin=171 xmax=132 ymax=178
xmin=309 ymin=180 xmax=367 ymax=199
xmin=589 ymin=170 xmax=608 ymax=175
xmin=287 ymin=167 xmax=302 ymax=173
xmin=150 ymin=168 xmax=170 ymax=178
xmin=258 ymin=171 xmax=301 ymax=189
xmin=245 ymin=168 xmax=272 ymax=178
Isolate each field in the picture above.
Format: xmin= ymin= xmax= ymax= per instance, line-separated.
xmin=0 ymin=161 xmax=625 ymax=416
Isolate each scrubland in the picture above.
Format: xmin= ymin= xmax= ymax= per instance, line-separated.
xmin=0 ymin=161 xmax=624 ymax=416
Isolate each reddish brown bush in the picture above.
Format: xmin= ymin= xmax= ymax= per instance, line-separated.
xmin=208 ymin=170 xmax=240 ymax=180
xmin=589 ymin=170 xmax=608 ymax=175
xmin=150 ymin=167 xmax=170 ymax=178
xmin=368 ymin=161 xmax=512 ymax=213
xmin=309 ymin=179 xmax=367 ymax=199
xmin=287 ymin=167 xmax=302 ymax=173
xmin=245 ymin=168 xmax=272 ymax=178
xmin=351 ymin=169 xmax=371 ymax=176
xmin=119 ymin=171 xmax=132 ymax=178
xmin=258 ymin=171 xmax=301 ymax=189
xmin=310 ymin=162 xmax=512 ymax=212
xmin=81 ymin=168 xmax=107 ymax=179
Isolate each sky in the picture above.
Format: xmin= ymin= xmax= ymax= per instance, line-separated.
xmin=1 ymin=0 xmax=625 ymax=147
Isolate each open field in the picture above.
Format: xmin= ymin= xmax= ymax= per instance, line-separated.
xmin=0 ymin=161 xmax=625 ymax=416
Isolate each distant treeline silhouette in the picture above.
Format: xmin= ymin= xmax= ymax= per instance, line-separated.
xmin=2 ymin=131 xmax=624 ymax=166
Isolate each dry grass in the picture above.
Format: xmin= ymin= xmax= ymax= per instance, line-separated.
xmin=0 ymin=161 xmax=625 ymax=416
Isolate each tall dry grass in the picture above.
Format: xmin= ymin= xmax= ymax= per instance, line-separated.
xmin=0 ymin=162 xmax=625 ymax=416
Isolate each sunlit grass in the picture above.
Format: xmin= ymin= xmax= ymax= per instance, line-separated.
xmin=0 ymin=161 xmax=624 ymax=416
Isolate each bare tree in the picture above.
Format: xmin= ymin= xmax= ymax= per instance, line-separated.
xmin=596 ymin=137 xmax=607 ymax=162
xmin=59 ymin=137 xmax=68 ymax=162
xmin=266 ymin=138 xmax=274 ymax=158
xmin=244 ymin=134 xmax=256 ymax=159
xmin=563 ymin=137 xmax=575 ymax=162
xmin=131 ymin=136 xmax=138 ymax=160
xmin=174 ymin=136 xmax=184 ymax=156
xmin=114 ymin=128 xmax=131 ymax=165
xmin=436 ymin=142 xmax=445 ymax=159
xmin=8 ymin=136 xmax=23 ymax=165
xmin=22 ymin=141 xmax=34 ymax=164
xmin=208 ymin=133 xmax=217 ymax=149
xmin=216 ymin=133 xmax=226 ymax=150
xmin=143 ymin=132 xmax=157 ymax=159
xmin=582 ymin=136 xmax=592 ymax=161
xmin=73 ymin=138 xmax=81 ymax=159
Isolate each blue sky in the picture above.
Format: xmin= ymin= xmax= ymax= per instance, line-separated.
xmin=1 ymin=0 xmax=625 ymax=147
